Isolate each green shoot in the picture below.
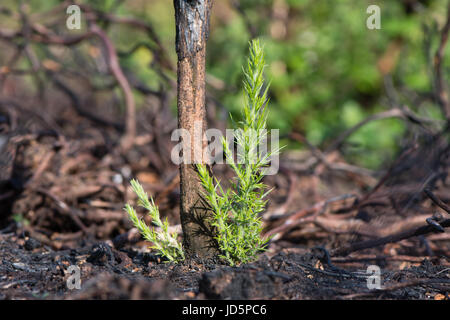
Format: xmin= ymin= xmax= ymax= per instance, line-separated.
xmin=124 ymin=179 xmax=184 ymax=263
xmin=197 ymin=39 xmax=280 ymax=265
xmin=124 ymin=40 xmax=279 ymax=266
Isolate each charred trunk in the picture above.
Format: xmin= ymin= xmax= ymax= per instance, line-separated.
xmin=174 ymin=0 xmax=217 ymax=259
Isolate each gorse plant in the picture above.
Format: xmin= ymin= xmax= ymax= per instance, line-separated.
xmin=124 ymin=39 xmax=279 ymax=265
xmin=196 ymin=39 xmax=280 ymax=265
xmin=124 ymin=179 xmax=184 ymax=262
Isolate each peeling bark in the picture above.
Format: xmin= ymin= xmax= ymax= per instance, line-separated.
xmin=174 ymin=0 xmax=217 ymax=259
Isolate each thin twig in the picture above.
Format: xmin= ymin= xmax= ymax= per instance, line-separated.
xmin=424 ymin=188 xmax=450 ymax=213
xmin=331 ymin=218 xmax=450 ymax=257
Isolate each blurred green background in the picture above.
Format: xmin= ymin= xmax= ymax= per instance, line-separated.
xmin=1 ymin=0 xmax=449 ymax=169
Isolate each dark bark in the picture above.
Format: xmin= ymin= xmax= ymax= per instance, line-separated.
xmin=174 ymin=0 xmax=217 ymax=259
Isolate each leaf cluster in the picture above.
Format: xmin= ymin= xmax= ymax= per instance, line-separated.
xmin=124 ymin=179 xmax=184 ymax=263
xmin=197 ymin=39 xmax=281 ymax=265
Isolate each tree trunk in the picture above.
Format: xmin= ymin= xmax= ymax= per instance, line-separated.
xmin=174 ymin=0 xmax=217 ymax=259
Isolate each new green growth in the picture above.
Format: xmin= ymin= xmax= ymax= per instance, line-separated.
xmin=124 ymin=39 xmax=279 ymax=265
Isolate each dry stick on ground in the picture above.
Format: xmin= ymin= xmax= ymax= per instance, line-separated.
xmin=315 ymin=214 xmax=434 ymax=238
xmin=331 ymin=218 xmax=450 ymax=257
xmin=0 ymin=98 xmax=61 ymax=133
xmin=424 ymin=188 xmax=450 ymax=214
xmin=264 ymin=193 xmax=358 ymax=241
xmin=342 ymin=278 xmax=450 ymax=299
xmin=35 ymin=188 xmax=89 ymax=234
xmin=24 ymin=150 xmax=55 ymax=188
xmin=331 ymin=254 xmax=444 ymax=264
xmin=263 ymin=166 xmax=298 ymax=220
xmin=357 ymin=144 xmax=419 ymax=206
xmin=267 ymin=202 xmax=436 ymax=242
xmin=112 ymin=228 xmax=141 ymax=249
xmin=174 ymin=0 xmax=217 ymax=259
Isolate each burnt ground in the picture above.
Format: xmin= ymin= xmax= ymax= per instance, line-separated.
xmin=0 ymin=232 xmax=449 ymax=300
xmin=0 ymin=92 xmax=449 ymax=300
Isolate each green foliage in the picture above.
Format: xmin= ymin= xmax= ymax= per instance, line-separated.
xmin=197 ymin=40 xmax=279 ymax=266
xmin=207 ymin=0 xmax=449 ymax=169
xmin=124 ymin=179 xmax=184 ymax=263
xmin=123 ymin=41 xmax=277 ymax=266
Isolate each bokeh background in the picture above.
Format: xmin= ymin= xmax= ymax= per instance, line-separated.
xmin=1 ymin=0 xmax=449 ymax=169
